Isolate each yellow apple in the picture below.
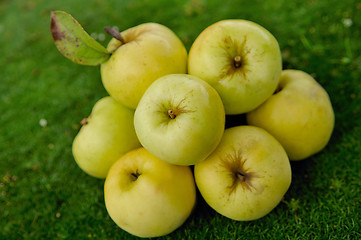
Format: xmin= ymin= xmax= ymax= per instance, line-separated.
xmin=247 ymin=69 xmax=335 ymax=160
xmin=50 ymin=13 xmax=187 ymax=109
xmin=194 ymin=126 xmax=291 ymax=221
xmin=104 ymin=148 xmax=196 ymax=238
xmin=101 ymin=23 xmax=187 ymax=109
xmin=72 ymin=96 xmax=141 ymax=178
xmin=188 ymin=19 xmax=282 ymax=114
xmin=134 ymin=74 xmax=225 ymax=166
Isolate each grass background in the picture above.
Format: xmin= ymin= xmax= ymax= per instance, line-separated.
xmin=1 ymin=0 xmax=360 ymax=239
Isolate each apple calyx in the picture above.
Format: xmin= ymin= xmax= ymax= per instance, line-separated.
xmin=221 ymin=151 xmax=257 ymax=193
xmin=233 ymin=55 xmax=242 ymax=68
xmin=167 ymin=106 xmax=190 ymax=120
xmin=104 ymin=26 xmax=126 ymax=45
xmin=232 ymin=168 xmax=255 ymax=192
xmin=50 ymin=10 xmax=111 ymax=66
xmin=130 ymin=170 xmax=141 ymax=181
xmin=167 ymin=109 xmax=177 ymax=119
xmin=235 ymin=170 xmax=248 ymax=182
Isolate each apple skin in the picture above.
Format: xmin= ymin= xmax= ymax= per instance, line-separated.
xmin=101 ymin=23 xmax=187 ymax=109
xmin=194 ymin=126 xmax=291 ymax=221
xmin=72 ymin=96 xmax=141 ymax=178
xmin=188 ymin=19 xmax=282 ymax=115
xmin=247 ymin=69 xmax=335 ymax=160
xmin=134 ymin=74 xmax=225 ymax=166
xmin=104 ymin=147 xmax=196 ymax=238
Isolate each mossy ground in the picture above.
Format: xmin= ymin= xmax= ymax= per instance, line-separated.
xmin=1 ymin=0 xmax=360 ymax=239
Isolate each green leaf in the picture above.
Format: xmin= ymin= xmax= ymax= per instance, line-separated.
xmin=50 ymin=11 xmax=110 ymax=66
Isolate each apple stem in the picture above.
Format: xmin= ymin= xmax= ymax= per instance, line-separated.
xmin=104 ymin=26 xmax=126 ymax=44
xmin=234 ymin=55 xmax=242 ymax=68
xmin=168 ymin=109 xmax=177 ymax=119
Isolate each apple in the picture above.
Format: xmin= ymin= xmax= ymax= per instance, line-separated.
xmin=247 ymin=69 xmax=335 ymax=160
xmin=194 ymin=126 xmax=291 ymax=221
xmin=134 ymin=74 xmax=225 ymax=166
xmin=188 ymin=19 xmax=282 ymax=115
xmin=104 ymin=147 xmax=196 ymax=238
xmin=101 ymin=23 xmax=187 ymax=109
xmin=72 ymin=96 xmax=141 ymax=178
xmin=50 ymin=11 xmax=187 ymax=109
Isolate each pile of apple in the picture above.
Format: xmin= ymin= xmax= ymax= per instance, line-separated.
xmin=51 ymin=11 xmax=335 ymax=238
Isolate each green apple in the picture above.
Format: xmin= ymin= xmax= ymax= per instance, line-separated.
xmin=188 ymin=19 xmax=282 ymax=114
xmin=104 ymin=147 xmax=196 ymax=238
xmin=72 ymin=96 xmax=141 ymax=178
xmin=194 ymin=126 xmax=291 ymax=221
xmin=247 ymin=69 xmax=335 ymax=160
xmin=134 ymin=74 xmax=225 ymax=166
xmin=101 ymin=23 xmax=187 ymax=109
